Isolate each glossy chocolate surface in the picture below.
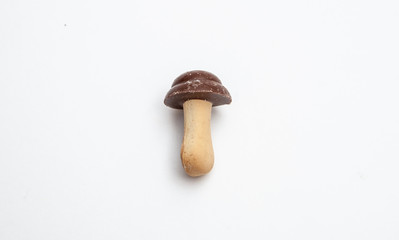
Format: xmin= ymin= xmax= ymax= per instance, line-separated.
xmin=164 ymin=70 xmax=232 ymax=109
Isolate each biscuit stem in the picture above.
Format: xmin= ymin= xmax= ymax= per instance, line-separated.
xmin=181 ymin=99 xmax=214 ymax=177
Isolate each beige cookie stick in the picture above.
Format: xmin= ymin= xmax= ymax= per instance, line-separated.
xmin=164 ymin=70 xmax=232 ymax=177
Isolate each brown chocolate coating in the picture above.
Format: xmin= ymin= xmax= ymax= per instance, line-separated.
xmin=164 ymin=70 xmax=232 ymax=109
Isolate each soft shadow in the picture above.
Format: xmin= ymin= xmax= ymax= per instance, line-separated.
xmin=210 ymin=107 xmax=225 ymax=138
xmin=211 ymin=107 xmax=222 ymax=125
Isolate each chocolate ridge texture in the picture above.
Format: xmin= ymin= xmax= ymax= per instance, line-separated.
xmin=164 ymin=70 xmax=232 ymax=109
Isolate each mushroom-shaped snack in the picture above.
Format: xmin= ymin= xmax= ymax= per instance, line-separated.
xmin=164 ymin=70 xmax=232 ymax=177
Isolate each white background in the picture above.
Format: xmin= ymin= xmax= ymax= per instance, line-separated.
xmin=1 ymin=0 xmax=398 ymax=239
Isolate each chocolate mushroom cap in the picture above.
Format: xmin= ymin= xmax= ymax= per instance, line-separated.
xmin=164 ymin=70 xmax=232 ymax=109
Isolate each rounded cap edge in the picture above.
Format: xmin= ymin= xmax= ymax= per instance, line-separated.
xmin=164 ymin=71 xmax=232 ymax=109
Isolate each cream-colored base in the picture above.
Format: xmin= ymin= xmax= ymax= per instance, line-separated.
xmin=181 ymin=99 xmax=214 ymax=177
